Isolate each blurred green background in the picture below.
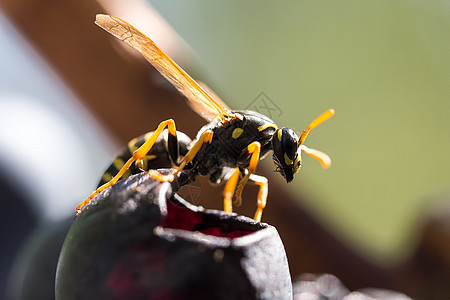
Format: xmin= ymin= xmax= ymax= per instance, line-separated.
xmin=148 ymin=0 xmax=449 ymax=262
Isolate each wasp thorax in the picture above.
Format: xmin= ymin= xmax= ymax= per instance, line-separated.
xmin=272 ymin=128 xmax=301 ymax=183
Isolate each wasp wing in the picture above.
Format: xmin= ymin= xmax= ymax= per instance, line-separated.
xmin=195 ymin=81 xmax=233 ymax=121
xmin=95 ymin=14 xmax=233 ymax=121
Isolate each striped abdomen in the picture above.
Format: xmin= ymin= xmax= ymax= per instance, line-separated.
xmin=97 ymin=130 xmax=192 ymax=187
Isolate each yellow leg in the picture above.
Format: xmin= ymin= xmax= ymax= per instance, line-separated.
xmin=76 ymin=156 xmax=135 ymax=213
xmin=234 ymin=141 xmax=261 ymax=207
xmin=132 ymin=119 xmax=177 ymax=164
xmin=222 ymin=168 xmax=240 ymax=213
xmin=76 ymin=119 xmax=177 ymax=214
xmin=249 ymin=174 xmax=268 ymax=222
xmin=174 ymin=129 xmax=214 ymax=176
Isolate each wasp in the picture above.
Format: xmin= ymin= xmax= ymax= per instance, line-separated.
xmin=76 ymin=14 xmax=335 ymax=222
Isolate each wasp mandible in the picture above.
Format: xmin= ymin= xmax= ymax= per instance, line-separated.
xmin=76 ymin=14 xmax=335 ymax=222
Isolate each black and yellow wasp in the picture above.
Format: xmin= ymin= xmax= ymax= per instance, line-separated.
xmin=76 ymin=14 xmax=335 ymax=222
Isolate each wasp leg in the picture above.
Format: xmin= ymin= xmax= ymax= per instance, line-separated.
xmin=174 ymin=129 xmax=214 ymax=176
xmin=76 ymin=119 xmax=178 ymax=214
xmin=234 ymin=141 xmax=261 ymax=208
xmin=75 ymin=156 xmax=136 ymax=214
xmin=248 ymin=174 xmax=268 ymax=222
xmin=222 ymin=168 xmax=240 ymax=213
xmin=132 ymin=119 xmax=177 ymax=166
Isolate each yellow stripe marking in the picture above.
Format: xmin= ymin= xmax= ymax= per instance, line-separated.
xmin=113 ymin=158 xmax=125 ymax=169
xmin=284 ymin=153 xmax=293 ymax=165
xmin=144 ymin=154 xmax=157 ymax=161
xmin=257 ymin=124 xmax=278 ymax=132
xmin=232 ymin=128 xmax=244 ymax=139
xmin=128 ymin=138 xmax=139 ymax=152
xmin=123 ymin=170 xmax=131 ymax=179
xmin=277 ymin=130 xmax=282 ymax=141
xmin=235 ymin=113 xmax=244 ymax=121
xmin=102 ymin=172 xmax=113 ymax=182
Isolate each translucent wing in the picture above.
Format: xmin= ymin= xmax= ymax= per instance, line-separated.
xmin=95 ymin=14 xmax=233 ymax=121
xmin=196 ymin=81 xmax=233 ymax=121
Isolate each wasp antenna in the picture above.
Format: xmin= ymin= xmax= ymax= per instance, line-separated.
xmin=300 ymin=145 xmax=331 ymax=169
xmin=298 ymin=108 xmax=335 ymax=146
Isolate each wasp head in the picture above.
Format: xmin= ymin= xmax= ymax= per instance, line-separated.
xmin=271 ymin=109 xmax=335 ymax=183
xmin=272 ymin=128 xmax=301 ymax=183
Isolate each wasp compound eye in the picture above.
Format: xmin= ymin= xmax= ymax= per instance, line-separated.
xmin=272 ymin=128 xmax=299 ymax=183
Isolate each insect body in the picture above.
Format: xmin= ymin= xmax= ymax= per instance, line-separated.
xmin=76 ymin=14 xmax=335 ymax=222
xmin=97 ymin=130 xmax=192 ymax=187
